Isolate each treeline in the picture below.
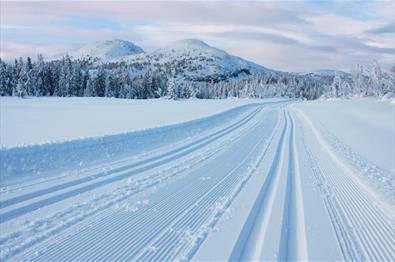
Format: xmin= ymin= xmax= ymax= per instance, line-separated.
xmin=0 ymin=55 xmax=167 ymax=99
xmin=0 ymin=55 xmax=393 ymax=100
xmin=327 ymin=62 xmax=395 ymax=99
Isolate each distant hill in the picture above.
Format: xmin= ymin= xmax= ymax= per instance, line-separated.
xmin=66 ymin=39 xmax=144 ymax=61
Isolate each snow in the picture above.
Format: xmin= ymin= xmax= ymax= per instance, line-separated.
xmin=312 ymin=69 xmax=351 ymax=78
xmin=113 ymin=38 xmax=277 ymax=80
xmin=295 ymin=98 xmax=395 ymax=172
xmin=0 ymin=98 xmax=394 ymax=261
xmin=64 ymin=39 xmax=144 ymax=61
xmin=0 ymin=96 xmax=258 ymax=148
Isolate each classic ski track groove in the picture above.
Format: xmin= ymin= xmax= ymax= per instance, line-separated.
xmin=133 ymin=111 xmax=281 ymax=262
xmin=296 ymin=110 xmax=395 ymax=261
xmin=229 ymin=109 xmax=289 ymax=261
xmin=0 ymin=107 xmax=266 ymax=222
xmin=3 ymin=106 xmax=272 ymax=261
xmin=1 ymin=102 xmax=393 ymax=262
xmin=2 ymin=123 xmax=245 ymax=261
xmin=0 ymin=107 xmax=260 ymax=208
xmin=2 ymin=102 xmax=283 ymax=194
xmin=23 ymin=106 xmax=279 ymax=261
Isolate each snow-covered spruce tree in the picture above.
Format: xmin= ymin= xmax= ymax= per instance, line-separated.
xmin=34 ymin=54 xmax=46 ymax=96
xmin=166 ymin=76 xmax=176 ymax=99
xmin=10 ymin=59 xmax=21 ymax=96
xmin=84 ymin=77 xmax=94 ymax=97
xmin=69 ymin=62 xmax=83 ymax=97
xmin=0 ymin=58 xmax=11 ymax=96
xmin=331 ymin=75 xmax=341 ymax=98
xmin=367 ymin=61 xmax=382 ymax=96
xmin=153 ymin=75 xmax=163 ymax=98
xmin=93 ymin=66 xmax=106 ymax=97
xmin=24 ymin=57 xmax=36 ymax=96
xmin=16 ymin=62 xmax=29 ymax=98
xmin=351 ymin=64 xmax=367 ymax=96
xmin=45 ymin=61 xmax=60 ymax=96
xmin=105 ymin=72 xmax=116 ymax=97
xmin=16 ymin=57 xmax=37 ymax=97
xmin=57 ymin=56 xmax=73 ymax=97
xmin=81 ymin=69 xmax=90 ymax=97
xmin=117 ymin=68 xmax=128 ymax=99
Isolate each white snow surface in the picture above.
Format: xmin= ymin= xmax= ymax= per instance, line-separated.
xmin=113 ymin=38 xmax=276 ymax=79
xmin=65 ymin=39 xmax=144 ymax=61
xmin=0 ymin=97 xmax=259 ymax=148
xmin=295 ymin=98 xmax=395 ymax=172
xmin=0 ymin=98 xmax=394 ymax=261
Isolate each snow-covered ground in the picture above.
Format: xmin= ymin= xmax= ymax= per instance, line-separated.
xmin=0 ymin=97 xmax=261 ymax=148
xmin=296 ymin=98 xmax=395 ymax=172
xmin=0 ymin=98 xmax=393 ymax=261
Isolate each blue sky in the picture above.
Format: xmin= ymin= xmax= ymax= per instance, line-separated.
xmin=1 ymin=1 xmax=393 ymax=72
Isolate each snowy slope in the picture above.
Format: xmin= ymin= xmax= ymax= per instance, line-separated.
xmin=312 ymin=69 xmax=350 ymax=78
xmin=0 ymin=99 xmax=393 ymax=261
xmin=0 ymin=97 xmax=261 ymax=148
xmin=66 ymin=39 xmax=144 ymax=61
xmin=113 ymin=39 xmax=277 ymax=81
xmin=295 ymin=99 xmax=394 ymax=171
xmin=295 ymin=69 xmax=351 ymax=79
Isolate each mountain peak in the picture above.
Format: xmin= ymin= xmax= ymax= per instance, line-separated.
xmin=174 ymin=39 xmax=210 ymax=48
xmin=68 ymin=39 xmax=144 ymax=61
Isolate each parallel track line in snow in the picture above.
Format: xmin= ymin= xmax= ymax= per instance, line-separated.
xmin=7 ymin=108 xmax=270 ymax=262
xmin=29 ymin=108 xmax=279 ymax=262
xmin=229 ymin=110 xmax=288 ymax=261
xmin=0 ymin=107 xmax=261 ymax=209
xmin=135 ymin=115 xmax=280 ymax=261
xmin=278 ymin=111 xmax=308 ymax=261
xmin=302 ymin=133 xmax=360 ymax=260
xmin=288 ymin=112 xmax=308 ymax=260
xmin=295 ymin=108 xmax=393 ymax=214
xmin=0 ymin=108 xmax=264 ymax=223
xmin=79 ymin=111 xmax=278 ymax=262
xmin=278 ymin=111 xmax=293 ymax=261
xmin=296 ymin=110 xmax=395 ymax=261
xmin=2 ymin=136 xmax=229 ymax=261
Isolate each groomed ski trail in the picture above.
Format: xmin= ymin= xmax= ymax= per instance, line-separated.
xmin=1 ymin=101 xmax=394 ymax=261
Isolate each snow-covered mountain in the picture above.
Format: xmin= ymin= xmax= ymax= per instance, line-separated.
xmin=111 ymin=39 xmax=278 ymax=81
xmin=66 ymin=39 xmax=144 ymax=61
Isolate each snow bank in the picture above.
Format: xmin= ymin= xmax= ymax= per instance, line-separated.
xmin=0 ymin=97 xmax=259 ymax=148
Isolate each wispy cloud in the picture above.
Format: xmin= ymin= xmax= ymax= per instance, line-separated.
xmin=365 ymin=23 xmax=394 ymax=35
xmin=1 ymin=1 xmax=393 ymax=71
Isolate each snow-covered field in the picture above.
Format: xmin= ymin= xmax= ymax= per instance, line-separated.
xmin=0 ymin=97 xmax=262 ymax=148
xmin=0 ymin=97 xmax=394 ymax=261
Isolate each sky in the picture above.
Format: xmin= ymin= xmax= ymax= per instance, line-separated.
xmin=0 ymin=0 xmax=394 ymax=72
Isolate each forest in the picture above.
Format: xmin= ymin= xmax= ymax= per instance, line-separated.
xmin=0 ymin=55 xmax=394 ymax=100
